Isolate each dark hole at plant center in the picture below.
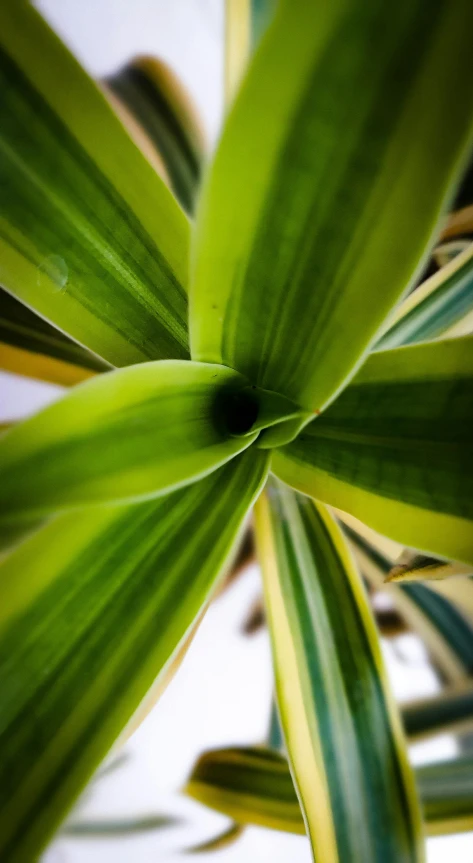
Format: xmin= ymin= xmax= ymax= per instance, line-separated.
xmin=214 ymin=386 xmax=259 ymax=436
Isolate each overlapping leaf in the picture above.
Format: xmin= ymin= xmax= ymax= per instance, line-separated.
xmin=345 ymin=521 xmax=473 ymax=682
xmin=274 ymin=338 xmax=473 ymax=565
xmin=0 ymin=448 xmax=269 ymax=861
xmin=376 ymin=244 xmax=473 ymax=349
xmin=186 ymin=746 xmax=473 ymax=838
xmin=107 ymin=57 xmax=205 ymax=214
xmin=254 ymin=483 xmax=422 ymax=863
xmin=0 ymin=2 xmax=189 ymax=367
xmin=191 ymin=0 xmax=473 ymax=412
xmin=0 ymin=288 xmax=109 ymax=385
xmin=0 ymin=361 xmax=260 ymax=525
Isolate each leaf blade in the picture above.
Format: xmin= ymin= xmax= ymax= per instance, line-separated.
xmin=254 ymin=484 xmax=423 ymax=863
xmin=186 ymin=746 xmax=473 ymax=839
xmin=376 ymin=243 xmax=473 ymax=349
xmin=273 ymin=337 xmax=473 ymax=564
xmin=0 ymin=3 xmax=190 ymax=366
xmin=0 ymin=448 xmax=269 ymax=861
xmin=191 ymin=0 xmax=473 ymax=410
xmin=0 ymin=361 xmax=258 ymax=524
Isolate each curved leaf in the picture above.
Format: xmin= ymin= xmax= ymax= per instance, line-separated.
xmin=106 ymin=57 xmax=205 ymax=215
xmin=0 ymin=448 xmax=269 ymax=861
xmin=254 ymin=484 xmax=422 ymax=863
xmin=376 ymin=243 xmax=473 ymax=349
xmin=0 ymin=3 xmax=189 ymax=367
xmin=191 ymin=0 xmax=473 ymax=411
xmin=186 ymin=746 xmax=473 ymax=838
xmin=0 ymin=361 xmax=260 ymax=526
xmin=345 ymin=522 xmax=473 ymax=682
xmin=273 ymin=337 xmax=473 ymax=565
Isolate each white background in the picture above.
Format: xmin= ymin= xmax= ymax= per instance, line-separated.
xmin=0 ymin=1 xmax=471 ymax=859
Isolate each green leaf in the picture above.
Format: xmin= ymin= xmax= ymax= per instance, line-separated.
xmin=0 ymin=361 xmax=262 ymax=526
xmin=63 ymin=814 xmax=177 ymax=837
xmin=253 ymin=483 xmax=422 ymax=863
xmin=0 ymin=448 xmax=269 ymax=862
xmin=418 ymin=754 xmax=473 ymax=836
xmin=0 ymin=288 xmax=110 ymax=386
xmin=106 ymin=57 xmax=205 ymax=215
xmin=186 ymin=746 xmax=473 ymax=839
xmin=186 ymin=747 xmax=305 ymax=835
xmin=273 ymin=337 xmax=473 ymax=565
xmin=345 ymin=522 xmax=473 ymax=683
xmin=0 ymin=3 xmax=190 ymax=367
xmin=376 ymin=243 xmax=473 ymax=349
xmin=403 ymin=681 xmax=473 ymax=742
xmin=190 ymin=0 xmax=473 ymax=411
xmin=0 ymin=289 xmax=108 ymax=373
xmin=428 ymin=576 xmax=473 ymax=620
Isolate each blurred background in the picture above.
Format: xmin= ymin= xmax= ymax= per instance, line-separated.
xmin=0 ymin=1 xmax=470 ymax=860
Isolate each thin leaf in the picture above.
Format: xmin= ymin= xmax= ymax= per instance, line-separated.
xmin=106 ymin=57 xmax=205 ymax=215
xmin=0 ymin=448 xmax=269 ymax=861
xmin=0 ymin=288 xmax=109 ymax=383
xmin=0 ymin=3 xmax=189 ymax=367
xmin=376 ymin=244 xmax=473 ymax=349
xmin=63 ymin=814 xmax=177 ymax=837
xmin=254 ymin=484 xmax=422 ymax=863
xmin=387 ymin=551 xmax=472 ymax=584
xmin=191 ymin=0 xmax=473 ymax=413
xmin=186 ymin=822 xmax=244 ymax=854
xmin=273 ymin=337 xmax=473 ymax=565
xmin=345 ymin=522 xmax=473 ymax=683
xmin=0 ymin=361 xmax=263 ymax=525
xmin=186 ymin=746 xmax=473 ymax=838
xmin=418 ymin=754 xmax=473 ymax=836
xmin=403 ymin=681 xmax=473 ymax=742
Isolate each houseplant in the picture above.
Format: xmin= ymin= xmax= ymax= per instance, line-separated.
xmin=0 ymin=0 xmax=473 ymax=860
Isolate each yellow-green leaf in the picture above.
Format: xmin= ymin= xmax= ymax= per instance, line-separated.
xmin=0 ymin=448 xmax=269 ymax=862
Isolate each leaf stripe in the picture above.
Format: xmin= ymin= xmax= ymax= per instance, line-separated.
xmin=256 ymin=487 xmax=422 ymax=862
xmin=0 ymin=449 xmax=269 ymax=861
xmin=0 ymin=45 xmax=188 ymax=361
xmin=376 ymin=244 xmax=473 ymax=349
xmin=187 ymin=746 xmax=473 ymax=838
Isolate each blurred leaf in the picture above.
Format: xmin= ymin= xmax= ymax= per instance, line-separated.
xmin=418 ymin=753 xmax=473 ymax=836
xmin=0 ymin=362 xmax=260 ymax=527
xmin=387 ymin=551 xmax=472 ymax=584
xmin=0 ymin=449 xmax=269 ymax=861
xmin=403 ymin=681 xmax=473 ymax=742
xmin=0 ymin=3 xmax=189 ymax=366
xmin=0 ymin=288 xmax=110 ymax=385
xmin=345 ymin=523 xmax=473 ymax=683
xmin=376 ymin=243 xmax=473 ymax=349
xmin=254 ymin=484 xmax=422 ymax=862
xmin=63 ymin=814 xmax=178 ymax=837
xmin=186 ymin=822 xmax=244 ymax=854
xmin=274 ymin=338 xmax=473 ymax=565
xmin=106 ymin=57 xmax=205 ymax=214
xmin=191 ymin=0 xmax=473 ymax=414
xmin=186 ymin=746 xmax=473 ymax=838
xmin=441 ymin=205 xmax=473 ymax=241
